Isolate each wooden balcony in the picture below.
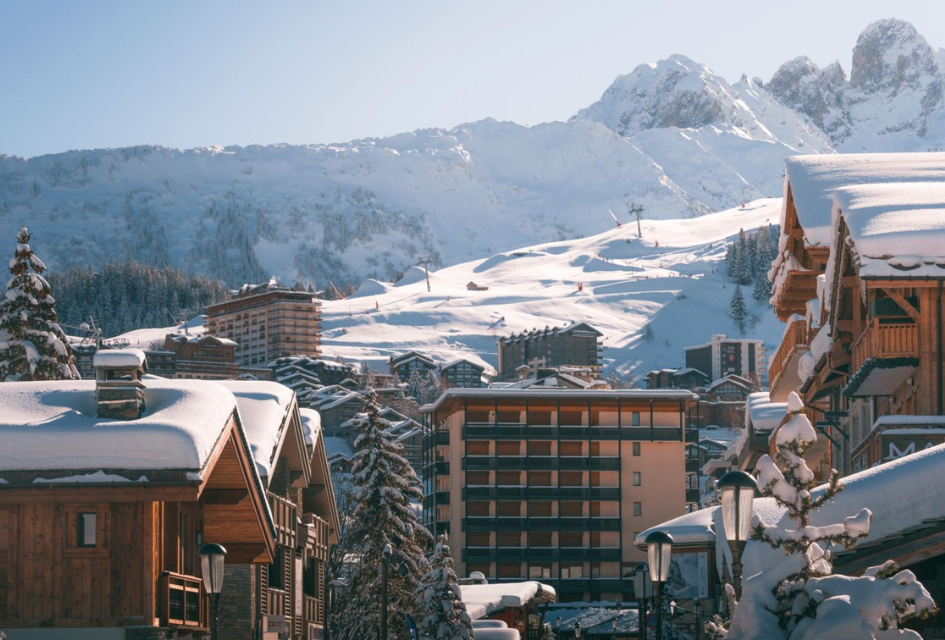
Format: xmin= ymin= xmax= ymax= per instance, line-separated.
xmin=270 ymin=493 xmax=298 ymax=547
xmin=773 ymin=270 xmax=821 ymax=321
xmin=159 ymin=571 xmax=208 ymax=630
xmin=769 ymin=317 xmax=810 ymax=394
xmin=851 ymin=320 xmax=919 ymax=375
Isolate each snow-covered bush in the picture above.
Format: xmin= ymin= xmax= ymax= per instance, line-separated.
xmin=417 ymin=533 xmax=474 ymax=639
xmin=709 ymin=392 xmax=937 ymax=639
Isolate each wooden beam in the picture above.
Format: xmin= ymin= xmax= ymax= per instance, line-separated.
xmin=881 ymin=288 xmax=920 ymax=322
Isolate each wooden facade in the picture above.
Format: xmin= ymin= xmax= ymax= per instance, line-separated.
xmin=0 ymin=415 xmax=275 ymax=637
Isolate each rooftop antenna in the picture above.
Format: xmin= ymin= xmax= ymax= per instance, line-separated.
xmin=417 ymin=256 xmax=433 ymax=293
xmin=629 ymin=204 xmax=644 ymax=239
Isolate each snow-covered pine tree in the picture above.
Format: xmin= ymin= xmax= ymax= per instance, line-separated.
xmin=404 ymin=368 xmax=425 ymax=401
xmin=422 ymin=369 xmax=442 ymax=404
xmin=752 ymin=269 xmax=772 ymax=305
xmin=733 ymin=230 xmax=753 ymax=286
xmin=0 ymin=227 xmax=79 ymax=381
xmin=359 ymin=360 xmax=375 ymax=390
xmin=416 ymin=533 xmax=473 ymax=640
xmin=729 ymin=286 xmax=747 ymax=333
xmin=709 ymin=392 xmax=937 ymax=639
xmin=330 ymin=390 xmax=432 ymax=640
xmin=725 ymin=243 xmax=737 ymax=278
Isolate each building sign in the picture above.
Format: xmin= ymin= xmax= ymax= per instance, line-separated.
xmin=265 ymin=615 xmax=290 ymax=638
xmin=885 ymin=433 xmax=945 ymax=461
xmin=665 ymin=552 xmax=709 ymax=599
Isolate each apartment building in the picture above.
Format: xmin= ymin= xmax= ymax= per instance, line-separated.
xmin=496 ymin=323 xmax=603 ymax=379
xmin=683 ymin=334 xmax=766 ymax=385
xmin=420 ymin=388 xmax=698 ymax=602
xmin=163 ymin=333 xmax=240 ymax=379
xmin=205 ymin=282 xmax=320 ymax=367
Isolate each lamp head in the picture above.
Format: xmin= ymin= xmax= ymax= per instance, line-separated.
xmin=198 ymin=542 xmax=227 ymax=595
xmin=644 ymin=531 xmax=674 ymax=584
xmin=718 ymin=470 xmax=758 ymax=551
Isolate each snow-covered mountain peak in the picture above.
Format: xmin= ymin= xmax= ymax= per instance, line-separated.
xmin=850 ymin=18 xmax=941 ymax=95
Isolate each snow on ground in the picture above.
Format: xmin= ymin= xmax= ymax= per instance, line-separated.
xmin=322 ymin=199 xmax=787 ymax=384
xmin=113 ymin=316 xmax=206 ymax=349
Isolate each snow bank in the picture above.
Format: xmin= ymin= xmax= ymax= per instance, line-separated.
xmin=93 ymin=348 xmax=146 ymax=369
xmin=348 ymin=278 xmax=389 ymax=299
xmin=218 ymin=380 xmax=295 ymax=478
xmin=0 ymin=379 xmax=236 ymax=471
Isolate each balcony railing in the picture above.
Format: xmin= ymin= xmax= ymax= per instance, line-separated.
xmin=462 ymin=456 xmax=620 ymax=471
xmin=464 ymin=547 xmax=622 ymax=562
xmin=769 ymin=317 xmax=810 ymax=390
xmin=462 ymin=486 xmax=621 ymax=500
xmin=852 ymin=319 xmax=919 ymax=374
xmin=686 ymin=488 xmax=701 ymax=503
xmin=462 ymin=424 xmax=689 ymax=441
xmin=160 ymin=571 xmax=207 ymax=630
xmin=270 ymin=493 xmax=298 ymax=546
xmin=461 ymin=516 xmax=620 ymax=532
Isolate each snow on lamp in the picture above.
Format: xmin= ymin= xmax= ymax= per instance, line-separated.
xmin=717 ymin=470 xmax=757 ymax=599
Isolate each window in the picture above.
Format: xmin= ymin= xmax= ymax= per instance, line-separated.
xmin=77 ymin=512 xmax=97 ymax=547
xmin=528 ymin=471 xmax=552 ymax=486
xmin=528 ymin=441 xmax=552 ymax=456
xmin=632 ymin=442 xmax=641 ymax=456
xmin=591 ymin=502 xmax=601 ymax=517
xmin=561 ymin=564 xmax=583 ymax=579
xmin=497 ymin=532 xmax=521 ymax=547
xmin=467 ymin=502 xmax=490 ymax=517
xmin=560 ymin=442 xmax=583 ymax=456
xmin=529 ymin=532 xmax=552 ymax=547
xmin=467 ymin=441 xmax=490 ymax=455
xmin=561 ymin=532 xmax=583 ymax=547
xmin=633 ymin=502 xmax=642 ymax=517
xmin=529 ymin=564 xmax=552 ymax=579
xmin=497 ymin=563 xmax=522 ymax=578
xmin=560 ymin=502 xmax=583 ymax=517
xmin=466 ymin=471 xmax=490 ymax=486
xmin=561 ymin=471 xmax=583 ymax=487
xmin=497 ymin=502 xmax=521 ymax=517
xmin=530 ymin=502 xmax=552 ymax=517
xmin=632 ymin=412 xmax=641 ymax=427
xmin=497 ymin=441 xmax=520 ymax=456
xmin=467 ymin=532 xmax=490 ymax=547
xmin=633 ymin=472 xmax=642 ymax=486
xmin=497 ymin=471 xmax=521 ymax=486
xmin=268 ymin=548 xmax=285 ymax=590
xmin=591 ymin=563 xmax=601 ymax=578
xmin=591 ymin=531 xmax=601 ymax=547
xmin=304 ymin=556 xmax=318 ymax=597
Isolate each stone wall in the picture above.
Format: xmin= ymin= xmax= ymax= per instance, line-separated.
xmin=217 ymin=564 xmax=257 ymax=640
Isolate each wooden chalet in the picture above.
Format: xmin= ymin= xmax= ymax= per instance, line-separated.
xmin=0 ymin=359 xmax=276 ymax=639
xmin=439 ymin=358 xmax=486 ymax=389
xmin=389 ymin=351 xmax=437 ymax=383
xmin=216 ymin=382 xmax=340 ymax=640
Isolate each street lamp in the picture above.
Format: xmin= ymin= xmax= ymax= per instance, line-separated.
xmin=645 ymin=531 xmax=674 ymax=640
xmin=198 ymin=542 xmax=227 ymax=640
xmin=717 ymin=470 xmax=758 ymax=600
xmin=574 ymin=621 xmax=582 ymax=638
xmin=611 ymin=616 xmax=618 ymax=640
xmin=632 ymin=563 xmax=651 ymax=640
xmin=556 ymin=616 xmax=562 ymax=638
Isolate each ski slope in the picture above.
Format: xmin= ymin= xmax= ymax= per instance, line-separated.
xmin=321 ymin=199 xmax=787 ymax=384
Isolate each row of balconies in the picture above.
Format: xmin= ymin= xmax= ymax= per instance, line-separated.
xmin=461 ymin=456 xmax=620 ymax=470
xmin=462 ymin=516 xmax=621 ymax=532
xmin=462 ymin=424 xmax=694 ymax=441
xmin=463 ymin=547 xmax=621 ymax=561
xmin=462 ymin=486 xmax=620 ymax=500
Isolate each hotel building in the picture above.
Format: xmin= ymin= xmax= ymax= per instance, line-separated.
xmin=421 ymin=388 xmax=698 ymax=602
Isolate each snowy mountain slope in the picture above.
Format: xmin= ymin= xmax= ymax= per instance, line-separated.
xmin=320 ymin=199 xmax=786 ymax=384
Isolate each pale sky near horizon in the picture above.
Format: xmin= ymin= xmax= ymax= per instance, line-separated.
xmin=2 ymin=1 xmax=945 ymax=158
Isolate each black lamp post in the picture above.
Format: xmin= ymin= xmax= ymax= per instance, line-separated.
xmin=611 ymin=616 xmax=618 ymax=640
xmin=555 ymin=616 xmax=562 ymax=638
xmin=574 ymin=621 xmax=582 ymax=638
xmin=198 ymin=542 xmax=227 ymax=640
xmin=632 ymin=563 xmax=651 ymax=640
xmin=717 ymin=470 xmax=758 ymax=600
xmin=327 ymin=578 xmax=347 ymax=640
xmin=645 ymin=531 xmax=673 ymax=640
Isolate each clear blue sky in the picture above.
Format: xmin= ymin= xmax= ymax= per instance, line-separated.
xmin=2 ymin=1 xmax=944 ymax=158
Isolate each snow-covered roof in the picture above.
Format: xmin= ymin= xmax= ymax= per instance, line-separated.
xmin=706 ymin=375 xmax=752 ymax=392
xmin=0 ymin=379 xmax=236 ymax=473
xmin=217 ymin=380 xmax=295 ymax=478
xmin=93 ymin=348 xmax=146 ymax=369
xmin=785 ymin=152 xmax=945 ymax=247
xmin=830 ymin=182 xmax=945 ymax=279
xmin=745 ymin=392 xmax=787 ymax=433
xmin=460 ymin=581 xmax=556 ymax=620
xmin=298 ymin=408 xmax=321 ymax=447
xmin=440 ymin=358 xmax=484 ymax=372
xmin=324 ymin=436 xmax=353 ymax=460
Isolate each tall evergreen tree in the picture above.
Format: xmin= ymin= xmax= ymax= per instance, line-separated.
xmin=331 ymin=391 xmax=432 ymax=640
xmin=0 ymin=228 xmax=79 ymax=381
xmin=358 ymin=361 xmax=375 ymax=390
xmin=416 ymin=533 xmax=473 ymax=640
xmin=729 ymin=286 xmax=747 ymax=333
xmin=422 ymin=369 xmax=442 ymax=404
xmin=405 ymin=369 xmax=425 ymax=401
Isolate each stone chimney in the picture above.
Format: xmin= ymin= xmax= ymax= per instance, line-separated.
xmin=93 ymin=349 xmax=148 ymax=419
